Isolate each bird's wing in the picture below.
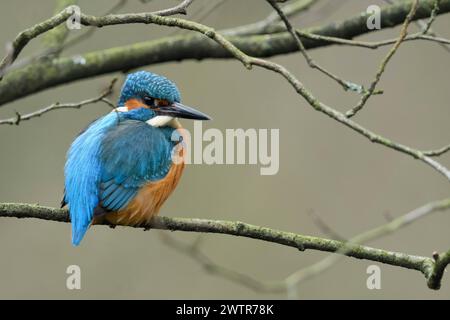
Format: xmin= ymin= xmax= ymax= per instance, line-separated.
xmin=65 ymin=113 xmax=119 ymax=245
xmin=98 ymin=120 xmax=174 ymax=212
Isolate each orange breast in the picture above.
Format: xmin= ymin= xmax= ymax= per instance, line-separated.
xmin=100 ymin=131 xmax=186 ymax=226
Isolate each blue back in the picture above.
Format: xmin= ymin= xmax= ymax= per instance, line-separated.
xmin=98 ymin=120 xmax=176 ymax=211
xmin=65 ymin=108 xmax=179 ymax=245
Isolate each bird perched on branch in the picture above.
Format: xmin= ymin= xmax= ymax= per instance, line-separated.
xmin=62 ymin=71 xmax=210 ymax=246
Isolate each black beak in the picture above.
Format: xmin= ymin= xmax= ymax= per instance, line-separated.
xmin=156 ymin=102 xmax=211 ymax=120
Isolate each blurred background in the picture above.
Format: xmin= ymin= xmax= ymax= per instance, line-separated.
xmin=0 ymin=0 xmax=449 ymax=299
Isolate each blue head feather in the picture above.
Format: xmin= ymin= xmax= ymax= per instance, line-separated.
xmin=118 ymin=71 xmax=181 ymax=106
xmin=121 ymin=107 xmax=156 ymax=121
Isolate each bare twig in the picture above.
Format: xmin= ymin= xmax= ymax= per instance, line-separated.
xmin=294 ymin=30 xmax=450 ymax=49
xmin=41 ymin=0 xmax=78 ymax=55
xmin=0 ymin=0 xmax=448 ymax=183
xmin=267 ymin=0 xmax=365 ymax=93
xmin=162 ymin=198 xmax=450 ymax=294
xmin=1 ymin=201 xmax=449 ymax=291
xmin=0 ymin=0 xmax=129 ymax=78
xmin=189 ymin=0 xmax=229 ymax=23
xmin=0 ymin=0 xmax=195 ymax=78
xmin=152 ymin=0 xmax=195 ymax=16
xmin=307 ymin=210 xmax=346 ymax=241
xmin=423 ymin=144 xmax=450 ymax=157
xmin=223 ymin=0 xmax=320 ymax=36
xmin=159 ymin=233 xmax=272 ymax=292
xmin=0 ymin=78 xmax=116 ymax=125
xmin=345 ymin=0 xmax=419 ymax=118
xmin=428 ymin=249 xmax=450 ymax=289
xmin=59 ymin=0 xmax=129 ymax=52
xmin=0 ymin=0 xmax=448 ymax=105
xmin=383 ymin=0 xmax=450 ymax=52
xmin=422 ymin=0 xmax=441 ymax=34
xmin=0 ymin=0 xmax=449 ymax=295
xmin=283 ymin=197 xmax=450 ymax=289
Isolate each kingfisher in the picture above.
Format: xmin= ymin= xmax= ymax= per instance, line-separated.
xmin=62 ymin=71 xmax=210 ymax=246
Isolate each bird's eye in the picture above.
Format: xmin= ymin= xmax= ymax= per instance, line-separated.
xmin=143 ymin=96 xmax=155 ymax=107
xmin=155 ymin=99 xmax=170 ymax=107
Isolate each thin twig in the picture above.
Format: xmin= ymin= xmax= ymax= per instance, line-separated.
xmin=0 ymin=0 xmax=448 ymax=105
xmin=152 ymin=0 xmax=194 ymax=16
xmin=294 ymin=30 xmax=450 ymax=49
xmin=383 ymin=0 xmax=450 ymax=53
xmin=1 ymin=201 xmax=449 ymax=291
xmin=0 ymin=0 xmax=448 ymax=295
xmin=428 ymin=249 xmax=450 ymax=289
xmin=345 ymin=0 xmax=419 ymax=118
xmin=159 ymin=233 xmax=272 ymax=292
xmin=423 ymin=144 xmax=450 ymax=157
xmin=422 ymin=0 xmax=440 ymax=34
xmin=283 ymin=197 xmax=450 ymax=289
xmin=41 ymin=0 xmax=78 ymax=55
xmin=267 ymin=0 xmax=365 ymax=93
xmin=0 ymin=0 xmax=448 ymax=182
xmin=0 ymin=0 xmax=195 ymax=78
xmin=162 ymin=198 xmax=450 ymax=293
xmin=223 ymin=0 xmax=320 ymax=36
xmin=307 ymin=210 xmax=346 ymax=241
xmin=0 ymin=78 xmax=116 ymax=125
xmin=0 ymin=0 xmax=129 ymax=78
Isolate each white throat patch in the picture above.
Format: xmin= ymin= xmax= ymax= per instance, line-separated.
xmin=112 ymin=107 xmax=180 ymax=128
xmin=113 ymin=106 xmax=128 ymax=113
xmin=147 ymin=116 xmax=175 ymax=127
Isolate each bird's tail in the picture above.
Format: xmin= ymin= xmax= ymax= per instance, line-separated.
xmin=71 ymin=223 xmax=90 ymax=246
xmin=69 ymin=203 xmax=93 ymax=246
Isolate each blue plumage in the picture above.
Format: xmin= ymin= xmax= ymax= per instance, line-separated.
xmin=65 ymin=112 xmax=119 ymax=246
xmin=118 ymin=71 xmax=181 ymax=106
xmin=98 ymin=119 xmax=177 ymax=210
xmin=65 ymin=107 xmax=177 ymax=246
xmin=64 ymin=71 xmax=209 ymax=246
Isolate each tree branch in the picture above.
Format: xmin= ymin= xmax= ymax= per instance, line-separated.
xmin=159 ymin=233 xmax=274 ymax=292
xmin=151 ymin=0 xmax=194 ymax=17
xmin=0 ymin=78 xmax=116 ymax=125
xmin=223 ymin=0 xmax=320 ymax=36
xmin=0 ymin=0 xmax=195 ymax=78
xmin=41 ymin=0 xmax=78 ymax=55
xmin=423 ymin=144 xmax=450 ymax=157
xmin=0 ymin=0 xmax=447 ymax=297
xmin=345 ymin=0 xmax=419 ymax=117
xmin=384 ymin=0 xmax=450 ymax=53
xmin=267 ymin=0 xmax=365 ymax=93
xmin=0 ymin=202 xmax=449 ymax=290
xmin=283 ymin=197 xmax=450 ymax=290
xmin=162 ymin=197 xmax=450 ymax=294
xmin=294 ymin=29 xmax=450 ymax=49
xmin=0 ymin=0 xmax=448 ymax=106
xmin=0 ymin=0 xmax=448 ymax=183
xmin=428 ymin=249 xmax=450 ymax=289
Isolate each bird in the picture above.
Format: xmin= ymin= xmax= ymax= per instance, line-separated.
xmin=62 ymin=71 xmax=211 ymax=246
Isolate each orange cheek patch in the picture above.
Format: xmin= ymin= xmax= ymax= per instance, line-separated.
xmin=125 ymin=99 xmax=146 ymax=110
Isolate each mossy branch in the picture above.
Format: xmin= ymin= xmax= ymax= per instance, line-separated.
xmin=0 ymin=0 xmax=449 ymax=105
xmin=0 ymin=0 xmax=448 ymax=183
xmin=0 ymin=0 xmax=449 ymax=293
xmin=41 ymin=0 xmax=78 ymax=53
xmin=0 ymin=202 xmax=448 ymax=290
